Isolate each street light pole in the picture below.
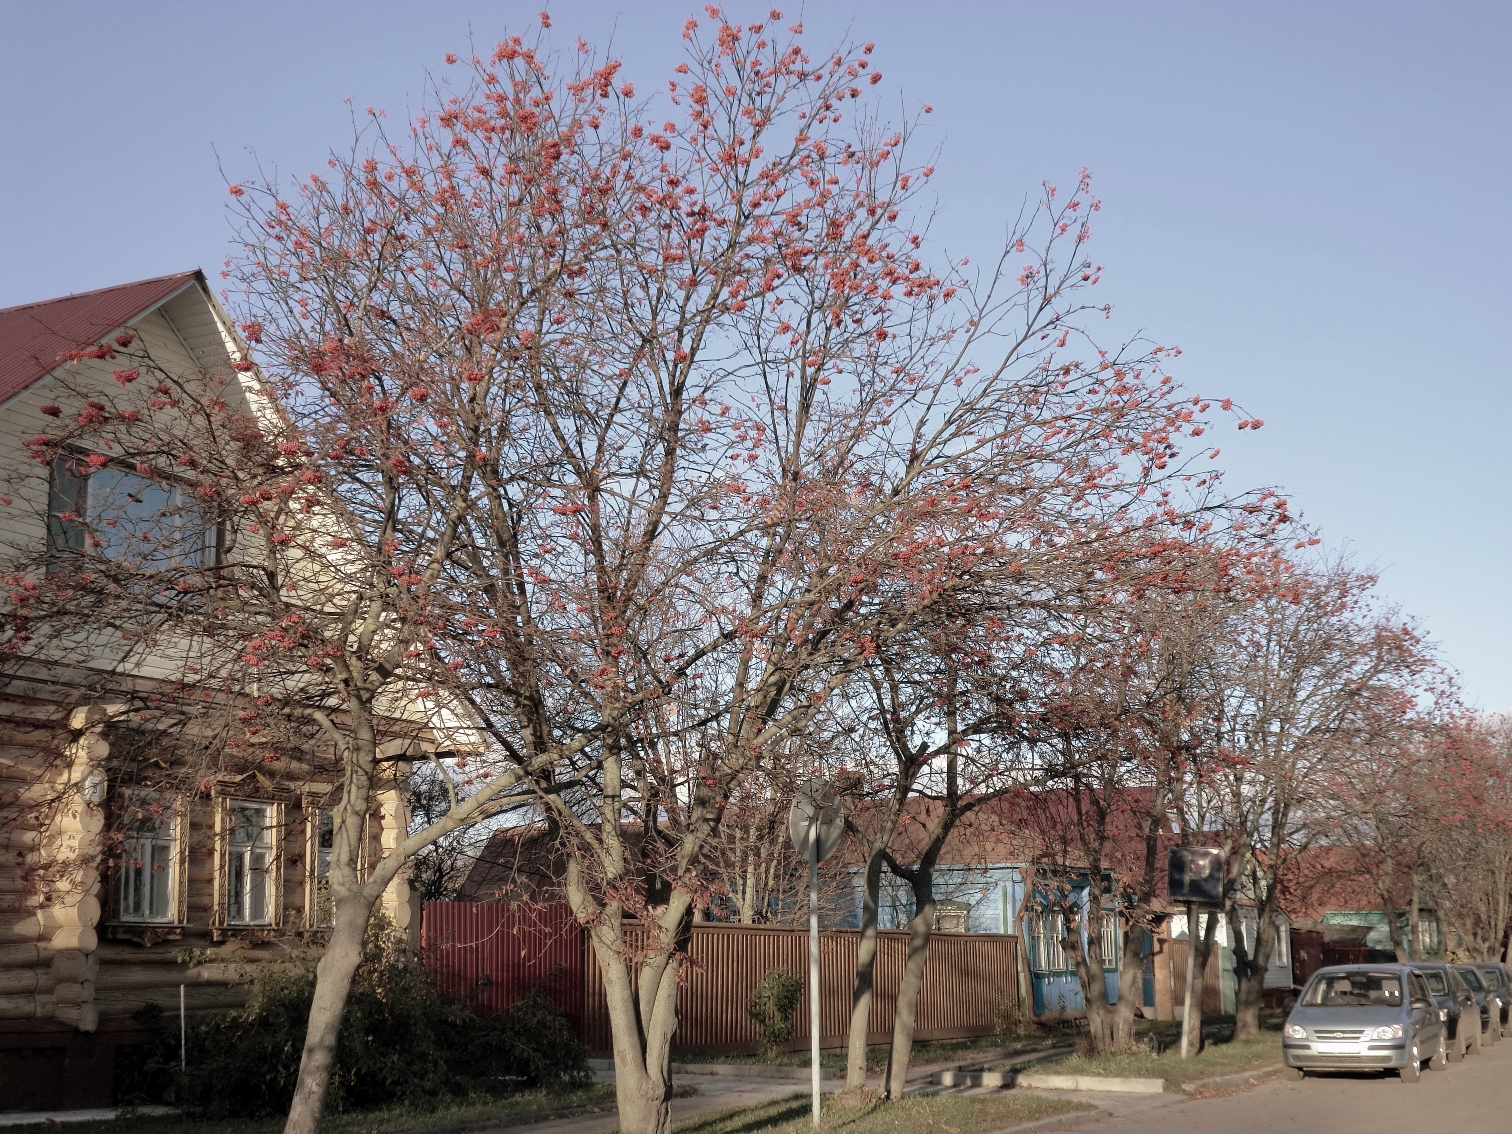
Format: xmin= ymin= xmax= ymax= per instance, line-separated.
xmin=809 ymin=815 xmax=821 ymax=1129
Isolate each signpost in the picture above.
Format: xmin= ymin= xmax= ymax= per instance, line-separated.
xmin=789 ymin=780 xmax=844 ymax=1129
xmin=1168 ymin=846 xmax=1226 ymax=1060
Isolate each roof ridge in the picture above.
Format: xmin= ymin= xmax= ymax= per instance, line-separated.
xmin=0 ymin=269 xmax=201 ymax=317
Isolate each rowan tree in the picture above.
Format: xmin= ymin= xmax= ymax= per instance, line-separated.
xmin=1013 ymin=535 xmax=1258 ymax=1053
xmin=299 ymin=16 xmax=1223 ymax=1130
xmin=8 ymin=10 xmax=1262 ymax=1131
xmin=1190 ymin=556 xmax=1445 ymax=1037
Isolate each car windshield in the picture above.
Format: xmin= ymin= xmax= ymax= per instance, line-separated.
xmin=1422 ymin=970 xmax=1448 ymax=995
xmin=1457 ymin=968 xmax=1484 ymax=991
xmin=1301 ymin=971 xmax=1403 ymax=1007
xmin=1476 ymin=966 xmax=1503 ymax=988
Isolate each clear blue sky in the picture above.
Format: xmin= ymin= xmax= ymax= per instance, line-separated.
xmin=3 ymin=2 xmax=1507 ymax=708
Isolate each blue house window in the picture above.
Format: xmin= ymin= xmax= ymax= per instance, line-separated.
xmin=1027 ymin=911 xmax=1071 ymax=972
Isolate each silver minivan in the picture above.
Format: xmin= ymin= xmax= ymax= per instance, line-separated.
xmin=1282 ymin=964 xmax=1446 ymax=1083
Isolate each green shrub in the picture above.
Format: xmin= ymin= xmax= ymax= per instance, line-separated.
xmin=124 ymin=917 xmax=587 ymax=1117
xmin=747 ymin=968 xmax=804 ymax=1059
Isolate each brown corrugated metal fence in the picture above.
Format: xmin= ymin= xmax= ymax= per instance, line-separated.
xmin=425 ymin=903 xmax=1021 ymax=1055
xmin=422 ymin=901 xmax=585 ymax=1031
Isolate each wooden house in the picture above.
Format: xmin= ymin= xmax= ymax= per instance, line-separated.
xmin=0 ymin=273 xmax=418 ymax=1111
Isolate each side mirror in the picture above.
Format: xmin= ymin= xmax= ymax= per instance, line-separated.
xmin=1282 ymin=996 xmax=1297 ymax=1012
xmin=1411 ymin=998 xmax=1433 ymax=1011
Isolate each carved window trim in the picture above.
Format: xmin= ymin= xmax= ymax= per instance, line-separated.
xmin=213 ymin=796 xmax=285 ymax=929
xmin=109 ymin=789 xmax=189 ymax=929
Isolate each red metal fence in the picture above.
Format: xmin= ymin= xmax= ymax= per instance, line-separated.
xmin=421 ymin=901 xmax=585 ymax=1031
xmin=423 ymin=902 xmax=1022 ymax=1055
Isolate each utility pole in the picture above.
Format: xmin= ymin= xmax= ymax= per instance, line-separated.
xmin=788 ymin=780 xmax=843 ymax=1131
xmin=808 ymin=820 xmax=821 ymax=1129
xmin=1180 ymin=901 xmax=1199 ymax=1059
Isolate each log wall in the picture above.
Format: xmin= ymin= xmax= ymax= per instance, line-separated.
xmin=0 ymin=689 xmax=415 ymax=1110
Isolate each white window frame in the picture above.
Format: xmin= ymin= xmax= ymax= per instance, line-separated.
xmin=1028 ymin=910 xmax=1070 ymax=972
xmin=1272 ymin=916 xmax=1291 ymax=966
xmin=306 ymin=806 xmax=334 ymax=929
xmin=224 ymin=799 xmax=278 ymax=926
xmin=117 ymin=794 xmax=181 ymax=924
xmin=1099 ymin=911 xmax=1119 ymax=970
xmin=48 ymin=452 xmax=216 ymax=569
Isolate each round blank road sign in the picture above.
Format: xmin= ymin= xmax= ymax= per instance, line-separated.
xmin=788 ymin=779 xmax=844 ymax=863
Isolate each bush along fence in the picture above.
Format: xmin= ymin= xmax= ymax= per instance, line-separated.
xmin=422 ymin=902 xmax=1025 ymax=1055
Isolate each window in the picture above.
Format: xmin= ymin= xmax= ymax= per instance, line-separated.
xmin=1415 ymin=916 xmax=1439 ymax=956
xmin=1301 ymin=971 xmax=1402 ymax=1007
xmin=1409 ymin=972 xmax=1430 ymax=1002
xmin=1028 ymin=910 xmax=1070 ymax=972
xmin=119 ymin=797 xmax=177 ymax=923
xmin=1099 ymin=912 xmax=1119 ymax=969
xmin=307 ymin=808 xmax=334 ymax=928
xmin=1422 ymin=970 xmax=1448 ymax=995
xmin=226 ymin=801 xmax=275 ymax=925
xmin=1272 ymin=919 xmax=1290 ymax=967
xmin=48 ymin=454 xmax=213 ymax=569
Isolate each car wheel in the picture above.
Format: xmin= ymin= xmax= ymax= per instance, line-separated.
xmin=1400 ymin=1044 xmax=1421 ymax=1083
xmin=1283 ymin=1066 xmax=1305 ymax=1082
xmin=1430 ymin=1032 xmax=1447 ymax=1070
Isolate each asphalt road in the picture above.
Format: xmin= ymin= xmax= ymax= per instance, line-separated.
xmin=1062 ymin=1033 xmax=1512 ymax=1134
xmin=515 ymin=1037 xmax=1512 ymax=1134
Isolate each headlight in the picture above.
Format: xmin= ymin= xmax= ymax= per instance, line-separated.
xmin=1284 ymin=1023 xmax=1307 ymax=1039
xmin=1369 ymin=1024 xmax=1404 ymax=1040
xmin=1440 ymin=1009 xmax=1448 ymax=1021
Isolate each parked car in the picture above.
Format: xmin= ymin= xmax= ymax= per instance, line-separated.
xmin=1471 ymin=963 xmax=1512 ymax=1037
xmin=1453 ymin=964 xmax=1500 ymax=1045
xmin=1415 ymin=962 xmax=1481 ymax=1060
xmin=1282 ymin=964 xmax=1445 ymax=1082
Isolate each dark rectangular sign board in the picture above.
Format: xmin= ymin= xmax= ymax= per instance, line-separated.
xmin=1168 ymin=846 xmax=1226 ymax=905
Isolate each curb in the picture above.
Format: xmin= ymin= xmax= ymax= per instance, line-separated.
xmin=985 ymin=1107 xmax=1113 ymax=1133
xmin=1179 ymin=1063 xmax=1285 ymax=1094
xmin=934 ymin=1069 xmax=1163 ymax=1094
xmin=672 ymin=1063 xmax=846 ymax=1082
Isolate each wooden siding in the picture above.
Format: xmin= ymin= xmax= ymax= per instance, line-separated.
xmin=1160 ymin=937 xmax=1226 ymax=1016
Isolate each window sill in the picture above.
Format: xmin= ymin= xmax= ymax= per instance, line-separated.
xmin=211 ymin=924 xmax=279 ymax=944
xmin=107 ymin=923 xmax=187 ymax=947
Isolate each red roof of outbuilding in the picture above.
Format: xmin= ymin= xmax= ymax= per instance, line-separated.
xmin=0 ymin=271 xmax=204 ymax=407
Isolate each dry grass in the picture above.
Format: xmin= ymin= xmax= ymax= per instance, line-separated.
xmin=989 ymin=1032 xmax=1282 ymax=1091
xmin=52 ymin=1085 xmax=618 ymax=1134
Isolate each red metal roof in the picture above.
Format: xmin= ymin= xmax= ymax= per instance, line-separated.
xmin=0 ymin=270 xmax=204 ymax=407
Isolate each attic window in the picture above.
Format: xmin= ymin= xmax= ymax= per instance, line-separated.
xmin=48 ymin=453 xmax=214 ymax=570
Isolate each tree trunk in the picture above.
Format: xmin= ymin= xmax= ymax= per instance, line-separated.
xmin=846 ymin=851 xmax=885 ymax=1089
xmin=885 ymin=873 xmax=934 ymax=1100
xmin=1407 ymin=873 xmax=1421 ymax=961
xmin=590 ymin=921 xmax=681 ymax=1134
xmin=1185 ymin=910 xmax=1219 ymax=1054
xmin=1232 ymin=909 xmax=1276 ymax=1040
xmin=282 ymin=895 xmax=371 ymax=1134
xmin=1069 ymin=901 xmax=1114 ymax=1051
xmin=1107 ymin=911 xmax=1146 ymax=1050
